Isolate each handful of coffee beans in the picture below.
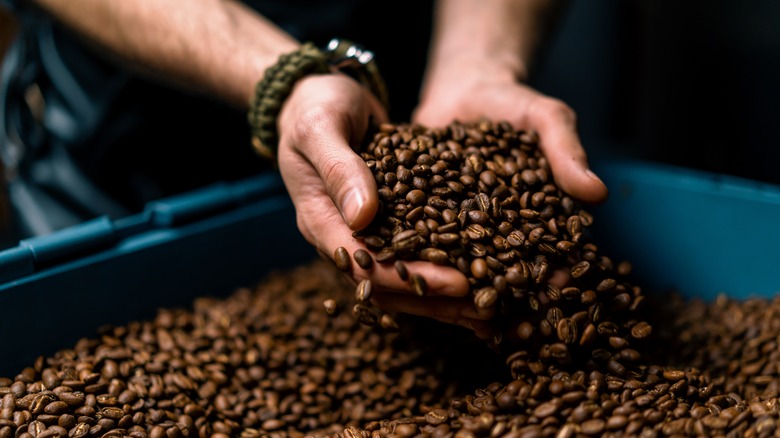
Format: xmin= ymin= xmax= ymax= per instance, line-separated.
xmin=331 ymin=120 xmax=650 ymax=378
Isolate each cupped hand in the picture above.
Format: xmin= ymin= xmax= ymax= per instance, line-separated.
xmin=413 ymin=66 xmax=609 ymax=204
xmin=276 ymin=74 xmax=489 ymax=337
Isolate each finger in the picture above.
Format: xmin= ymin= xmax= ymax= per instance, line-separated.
xmin=297 ymin=111 xmax=380 ymax=231
xmin=526 ymin=97 xmax=609 ymax=204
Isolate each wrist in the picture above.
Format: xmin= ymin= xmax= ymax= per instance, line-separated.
xmin=419 ymin=54 xmax=523 ymax=106
xmin=429 ymin=50 xmax=528 ymax=84
xmin=247 ymin=39 xmax=388 ymax=161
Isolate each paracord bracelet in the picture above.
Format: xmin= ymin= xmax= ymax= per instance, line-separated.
xmin=247 ymin=39 xmax=389 ymax=161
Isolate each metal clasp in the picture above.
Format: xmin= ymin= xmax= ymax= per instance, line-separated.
xmin=324 ymin=38 xmax=375 ymax=69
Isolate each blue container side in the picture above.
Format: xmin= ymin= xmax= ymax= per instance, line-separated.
xmin=20 ymin=216 xmax=117 ymax=266
xmin=0 ymin=195 xmax=315 ymax=376
xmin=590 ymin=159 xmax=780 ymax=300
xmin=0 ymin=246 xmax=35 ymax=283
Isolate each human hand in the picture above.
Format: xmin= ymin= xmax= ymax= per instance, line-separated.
xmin=276 ymin=74 xmax=490 ymax=337
xmin=413 ymin=62 xmax=609 ymax=204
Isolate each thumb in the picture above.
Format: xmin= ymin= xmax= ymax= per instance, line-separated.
xmin=526 ymin=97 xmax=609 ymax=204
xmin=309 ymin=124 xmax=379 ymax=231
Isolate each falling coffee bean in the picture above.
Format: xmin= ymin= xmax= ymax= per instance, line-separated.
xmin=355 ymin=279 xmax=373 ymax=303
xmin=334 ymin=247 xmax=351 ymax=272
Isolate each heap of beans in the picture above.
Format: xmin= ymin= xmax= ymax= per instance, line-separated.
xmin=0 ymin=261 xmax=503 ymax=438
xmin=2 ymin=261 xmax=780 ymax=438
xmin=356 ymin=293 xmax=780 ymax=438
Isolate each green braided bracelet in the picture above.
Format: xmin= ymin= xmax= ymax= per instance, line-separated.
xmin=248 ymin=39 xmax=389 ymax=161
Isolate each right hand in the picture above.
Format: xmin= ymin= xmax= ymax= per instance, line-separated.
xmin=276 ymin=74 xmax=490 ymax=338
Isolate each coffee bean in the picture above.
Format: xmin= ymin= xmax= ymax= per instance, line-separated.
xmin=570 ymin=261 xmax=590 ymax=279
xmin=580 ymin=418 xmax=605 ymax=435
xmin=630 ymin=321 xmax=652 ymax=339
xmin=406 ymin=190 xmax=426 ymax=206
xmin=364 ymin=236 xmax=386 ymax=251
xmin=470 ymin=258 xmax=488 ymax=279
xmin=352 ymin=303 xmax=379 ymax=326
xmin=556 ymin=318 xmax=578 ymax=345
xmin=410 ymin=274 xmax=428 ymax=297
xmin=394 ymin=261 xmax=409 ymax=281
xmin=355 ymin=279 xmax=373 ymax=303
xmin=516 ymin=322 xmax=534 ymax=340
xmin=375 ymin=247 xmax=396 ymax=263
xmin=663 ymin=370 xmax=686 ymax=382
xmin=533 ymin=400 xmax=562 ymax=418
xmin=380 ymin=314 xmax=399 ymax=332
xmin=334 ymin=247 xmax=351 ymax=272
xmin=353 ymin=249 xmax=374 ymax=270
xmin=474 ymin=287 xmax=498 ymax=310
xmin=421 ymin=248 xmax=449 ymax=265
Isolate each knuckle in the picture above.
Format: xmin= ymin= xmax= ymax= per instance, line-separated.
xmin=295 ymin=107 xmax=331 ymax=138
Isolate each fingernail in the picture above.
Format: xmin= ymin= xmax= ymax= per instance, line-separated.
xmin=342 ymin=188 xmax=365 ymax=228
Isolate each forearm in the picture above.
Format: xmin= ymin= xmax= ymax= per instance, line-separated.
xmin=31 ymin=0 xmax=298 ymax=108
xmin=423 ymin=0 xmax=568 ymax=86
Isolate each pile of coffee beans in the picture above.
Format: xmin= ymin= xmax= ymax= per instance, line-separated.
xmin=356 ymin=293 xmax=780 ymax=438
xmin=2 ymin=260 xmax=780 ymax=438
xmin=0 ymin=261 xmax=505 ymax=438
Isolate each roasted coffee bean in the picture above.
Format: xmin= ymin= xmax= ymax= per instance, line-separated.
xmin=470 ymin=258 xmax=488 ymax=279
xmin=334 ymin=247 xmax=351 ymax=272
xmin=364 ymin=236 xmax=386 ymax=252
xmin=394 ymin=261 xmax=409 ymax=281
xmin=410 ymin=274 xmax=428 ymax=297
xmin=379 ymin=314 xmax=398 ymax=332
xmin=556 ymin=318 xmax=578 ymax=345
xmin=353 ymin=249 xmax=374 ymax=270
xmin=631 ymin=322 xmax=652 ymax=339
xmin=421 ymin=248 xmax=449 ymax=265
xmin=375 ymin=247 xmax=396 ymax=263
xmin=355 ymin=279 xmax=373 ymax=303
xmin=474 ymin=287 xmax=498 ymax=310
xmin=352 ymin=304 xmax=379 ymax=327
xmin=663 ymin=370 xmax=686 ymax=382
xmin=333 ymin=246 xmax=352 ymax=272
